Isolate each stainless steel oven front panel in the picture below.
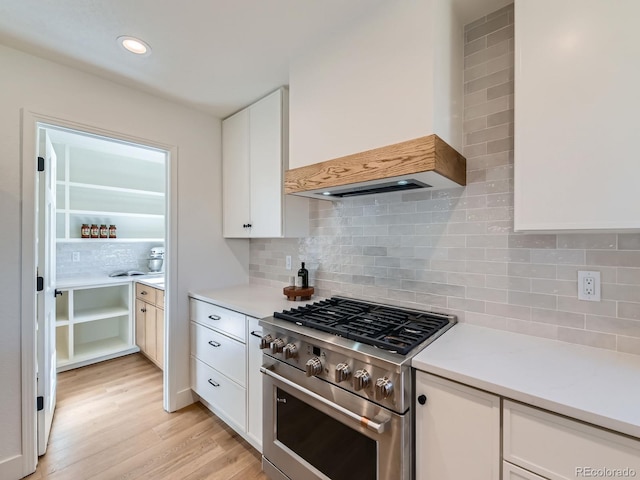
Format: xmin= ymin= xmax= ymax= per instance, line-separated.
xmin=262 ymin=358 xmax=410 ymax=480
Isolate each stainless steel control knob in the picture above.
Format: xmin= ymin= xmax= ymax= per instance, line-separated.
xmin=353 ymin=369 xmax=371 ymax=391
xmin=375 ymin=377 xmax=394 ymax=400
xmin=260 ymin=334 xmax=273 ymax=349
xmin=334 ymin=363 xmax=351 ymax=383
xmin=305 ymin=357 xmax=323 ymax=377
xmin=270 ymin=338 xmax=285 ymax=354
xmin=283 ymin=343 xmax=298 ymax=360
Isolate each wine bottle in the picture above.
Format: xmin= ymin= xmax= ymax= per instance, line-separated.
xmin=297 ymin=262 xmax=309 ymax=288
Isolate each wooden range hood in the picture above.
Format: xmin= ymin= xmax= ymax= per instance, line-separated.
xmin=284 ymin=134 xmax=466 ymax=199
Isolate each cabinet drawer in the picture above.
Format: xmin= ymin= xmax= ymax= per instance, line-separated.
xmin=502 ymin=462 xmax=546 ymax=480
xmin=155 ymin=289 xmax=165 ymax=308
xmin=189 ymin=298 xmax=245 ymax=342
xmin=136 ymin=283 xmax=157 ymax=304
xmin=191 ymin=356 xmax=246 ymax=432
xmin=190 ymin=321 xmax=246 ymax=387
xmin=504 ymin=400 xmax=640 ymax=480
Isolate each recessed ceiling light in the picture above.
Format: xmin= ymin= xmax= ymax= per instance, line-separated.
xmin=397 ymin=180 xmax=409 ymax=185
xmin=322 ymin=191 xmax=332 ymax=196
xmin=117 ymin=36 xmax=151 ymax=56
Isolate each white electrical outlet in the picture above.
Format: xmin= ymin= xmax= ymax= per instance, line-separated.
xmin=72 ymin=251 xmax=80 ymax=262
xmin=578 ymin=270 xmax=601 ymax=302
xmin=285 ymin=255 xmax=292 ymax=271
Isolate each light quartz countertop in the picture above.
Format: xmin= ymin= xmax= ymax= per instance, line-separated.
xmin=189 ymin=283 xmax=317 ymax=319
xmin=135 ymin=276 xmax=165 ymax=290
xmin=412 ymin=323 xmax=640 ymax=439
xmin=57 ymin=274 xmax=165 ymax=290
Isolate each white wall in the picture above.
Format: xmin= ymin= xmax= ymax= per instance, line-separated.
xmin=0 ymin=44 xmax=249 ymax=476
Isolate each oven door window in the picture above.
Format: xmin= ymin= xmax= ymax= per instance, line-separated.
xmin=276 ymin=388 xmax=376 ymax=480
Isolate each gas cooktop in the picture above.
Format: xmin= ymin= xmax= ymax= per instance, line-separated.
xmin=273 ymin=296 xmax=453 ymax=355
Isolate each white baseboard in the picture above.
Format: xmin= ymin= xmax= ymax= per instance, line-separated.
xmin=170 ymin=387 xmax=196 ymax=412
xmin=0 ymin=454 xmax=30 ymax=480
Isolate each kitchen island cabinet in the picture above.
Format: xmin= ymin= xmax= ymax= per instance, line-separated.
xmin=222 ymin=87 xmax=308 ymax=238
xmin=514 ymin=0 xmax=640 ymax=231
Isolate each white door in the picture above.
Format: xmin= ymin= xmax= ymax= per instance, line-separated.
xmin=36 ymin=128 xmax=57 ymax=456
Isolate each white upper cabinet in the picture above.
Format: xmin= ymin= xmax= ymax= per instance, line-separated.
xmin=222 ymin=107 xmax=251 ymax=237
xmin=514 ymin=0 xmax=640 ymax=231
xmin=222 ymin=88 xmax=308 ymax=238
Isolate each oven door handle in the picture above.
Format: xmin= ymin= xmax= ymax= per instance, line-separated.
xmin=260 ymin=366 xmax=388 ymax=434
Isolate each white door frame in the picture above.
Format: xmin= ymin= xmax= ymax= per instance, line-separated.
xmin=20 ymin=108 xmax=179 ymax=476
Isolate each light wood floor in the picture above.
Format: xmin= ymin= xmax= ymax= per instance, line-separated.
xmin=26 ymin=353 xmax=268 ymax=480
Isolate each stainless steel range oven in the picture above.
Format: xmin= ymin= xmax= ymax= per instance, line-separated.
xmin=259 ymin=296 xmax=456 ymax=480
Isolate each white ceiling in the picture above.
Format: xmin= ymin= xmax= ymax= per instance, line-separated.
xmin=0 ymin=0 xmax=510 ymax=119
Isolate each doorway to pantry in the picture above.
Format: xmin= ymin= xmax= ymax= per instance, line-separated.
xmin=35 ymin=120 xmax=170 ymax=456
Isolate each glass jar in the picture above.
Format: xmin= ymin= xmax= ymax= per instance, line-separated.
xmin=109 ymin=225 xmax=117 ymax=238
xmin=81 ymin=224 xmax=90 ymax=238
xmin=90 ymin=224 xmax=99 ymax=238
xmin=99 ymin=224 xmax=108 ymax=238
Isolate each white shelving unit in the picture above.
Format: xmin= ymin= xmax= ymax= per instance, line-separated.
xmin=55 ymin=282 xmax=137 ymax=372
xmin=53 ymin=134 xmax=166 ymax=241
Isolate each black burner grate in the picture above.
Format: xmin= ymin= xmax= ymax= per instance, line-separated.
xmin=274 ymin=297 xmax=450 ymax=355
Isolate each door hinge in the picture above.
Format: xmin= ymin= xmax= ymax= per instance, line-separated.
xmin=37 ymin=276 xmax=44 ymax=292
xmin=37 ymin=156 xmax=45 ymax=172
xmin=37 ymin=396 xmax=44 ymax=411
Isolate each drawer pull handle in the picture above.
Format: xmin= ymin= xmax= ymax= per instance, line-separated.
xmin=208 ymin=315 xmax=221 ymax=321
xmin=208 ymin=340 xmax=221 ymax=348
xmin=141 ymin=291 xmax=148 ymax=295
xmin=250 ymin=330 xmax=262 ymax=338
xmin=141 ymin=307 xmax=147 ymax=313
xmin=207 ymin=379 xmax=220 ymax=387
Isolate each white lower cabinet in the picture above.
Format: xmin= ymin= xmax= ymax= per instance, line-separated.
xmin=191 ymin=322 xmax=246 ymax=387
xmin=503 ymin=462 xmax=546 ymax=480
xmin=414 ymin=371 xmax=640 ymax=480
xmin=415 ymin=371 xmax=501 ymax=480
xmin=247 ymin=316 xmax=263 ymax=450
xmin=189 ymin=298 xmax=264 ymax=452
xmin=191 ymin=356 xmax=247 ymax=433
xmin=503 ymin=400 xmax=640 ymax=480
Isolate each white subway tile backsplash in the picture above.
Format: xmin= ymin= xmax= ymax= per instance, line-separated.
xmin=557 ymin=233 xmax=617 ymax=250
xmin=531 ymin=308 xmax=585 ymax=329
xmin=486 ymin=301 xmax=531 ymax=321
xmin=57 ymin=241 xmax=160 ymax=278
xmin=618 ymin=302 xmax=640 ymax=320
xmin=505 ymin=318 xmax=558 ymax=340
xmin=617 ymin=268 xmax=640 ymax=285
xmin=617 ymin=336 xmax=640 ymax=355
xmin=557 ymin=327 xmax=617 ymax=351
xmin=248 ymin=5 xmax=640 ymax=355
